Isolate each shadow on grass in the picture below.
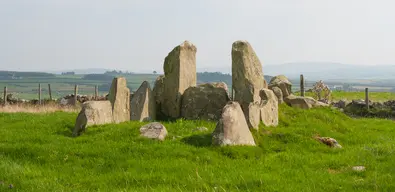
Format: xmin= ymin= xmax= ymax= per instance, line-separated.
xmin=181 ymin=134 xmax=212 ymax=147
xmin=55 ymin=124 xmax=105 ymax=138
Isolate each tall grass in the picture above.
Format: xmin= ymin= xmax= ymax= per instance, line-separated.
xmin=0 ymin=104 xmax=394 ymax=191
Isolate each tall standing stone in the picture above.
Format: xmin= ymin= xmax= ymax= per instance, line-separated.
xmin=161 ymin=40 xmax=197 ymax=119
xmin=130 ymin=81 xmax=156 ymax=122
xmin=108 ymin=77 xmax=130 ymax=123
xmin=231 ymin=40 xmax=268 ymax=128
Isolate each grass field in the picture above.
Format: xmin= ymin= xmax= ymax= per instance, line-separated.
xmin=302 ymin=91 xmax=395 ymax=102
xmin=0 ymin=104 xmax=394 ymax=191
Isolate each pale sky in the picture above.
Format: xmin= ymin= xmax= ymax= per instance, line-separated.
xmin=1 ymin=0 xmax=394 ymax=73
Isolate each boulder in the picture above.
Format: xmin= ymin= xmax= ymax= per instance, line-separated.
xmin=140 ymin=122 xmax=167 ymax=141
xmin=181 ymin=82 xmax=230 ymax=120
xmin=108 ymin=77 xmax=130 ymax=123
xmin=284 ymin=95 xmax=329 ymax=109
xmin=161 ymin=41 xmax=197 ymax=119
xmin=130 ymin=81 xmax=156 ymax=122
xmin=73 ymin=101 xmax=113 ymax=137
xmin=212 ymin=101 xmax=256 ymax=146
xmin=231 ymin=40 xmax=268 ymax=118
xmin=268 ymin=75 xmax=292 ymax=98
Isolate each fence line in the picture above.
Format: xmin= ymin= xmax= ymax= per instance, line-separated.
xmin=2 ymin=83 xmax=101 ymax=105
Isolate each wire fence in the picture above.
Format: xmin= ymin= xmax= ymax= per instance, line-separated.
xmin=1 ymin=83 xmax=106 ymax=106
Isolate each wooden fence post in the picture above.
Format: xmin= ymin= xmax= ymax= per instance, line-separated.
xmin=74 ymin=84 xmax=78 ymax=106
xmin=38 ymin=83 xmax=42 ymax=105
xmin=300 ymin=74 xmax=305 ymax=97
xmin=95 ymin=85 xmax=98 ymax=100
xmin=3 ymin=86 xmax=7 ymax=106
xmin=365 ymin=88 xmax=369 ymax=110
xmin=48 ymin=84 xmax=52 ymax=101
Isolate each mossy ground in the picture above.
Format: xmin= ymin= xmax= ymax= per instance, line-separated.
xmin=0 ymin=104 xmax=394 ymax=191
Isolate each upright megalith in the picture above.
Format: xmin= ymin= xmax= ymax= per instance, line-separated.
xmin=212 ymin=101 xmax=256 ymax=146
xmin=73 ymin=101 xmax=113 ymax=137
xmin=108 ymin=77 xmax=130 ymax=123
xmin=153 ymin=75 xmax=166 ymax=120
xmin=231 ymin=40 xmax=271 ymax=129
xmin=160 ymin=40 xmax=197 ymax=119
xmin=130 ymin=81 xmax=156 ymax=122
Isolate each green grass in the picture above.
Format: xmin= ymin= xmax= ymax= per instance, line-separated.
xmin=0 ymin=105 xmax=395 ymax=191
xmin=303 ymin=91 xmax=395 ymax=102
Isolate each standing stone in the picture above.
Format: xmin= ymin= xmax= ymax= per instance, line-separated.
xmin=231 ymin=40 xmax=268 ymax=128
xmin=259 ymin=89 xmax=279 ymax=127
xmin=162 ymin=41 xmax=197 ymax=119
xmin=212 ymin=101 xmax=256 ymax=146
xmin=140 ymin=122 xmax=168 ymax=141
xmin=153 ymin=75 xmax=166 ymax=120
xmin=108 ymin=77 xmax=130 ymax=123
xmin=130 ymin=81 xmax=156 ymax=122
xmin=73 ymin=101 xmax=113 ymax=137
xmin=181 ymin=82 xmax=230 ymax=120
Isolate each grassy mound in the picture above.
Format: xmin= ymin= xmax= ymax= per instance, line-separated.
xmin=0 ymin=104 xmax=394 ymax=191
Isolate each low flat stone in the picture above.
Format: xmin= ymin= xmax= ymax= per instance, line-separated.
xmin=140 ymin=122 xmax=168 ymax=141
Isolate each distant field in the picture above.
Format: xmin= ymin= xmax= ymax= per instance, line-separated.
xmin=302 ymin=91 xmax=395 ymax=102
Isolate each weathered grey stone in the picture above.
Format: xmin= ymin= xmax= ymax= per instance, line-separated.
xmin=315 ymin=136 xmax=342 ymax=148
xmin=232 ymin=40 xmax=268 ymax=119
xmin=161 ymin=41 xmax=197 ymax=119
xmin=284 ymin=95 xmax=329 ymax=109
xmin=108 ymin=77 xmax=130 ymax=123
xmin=269 ymin=75 xmax=292 ymax=98
xmin=247 ymin=103 xmax=261 ymax=129
xmin=181 ymin=82 xmax=230 ymax=120
xmin=259 ymin=89 xmax=279 ymax=127
xmin=153 ymin=75 xmax=166 ymax=120
xmin=130 ymin=81 xmax=156 ymax=122
xmin=212 ymin=101 xmax=256 ymax=146
xmin=140 ymin=122 xmax=167 ymax=141
xmin=271 ymin=87 xmax=283 ymax=104
xmin=73 ymin=101 xmax=113 ymax=137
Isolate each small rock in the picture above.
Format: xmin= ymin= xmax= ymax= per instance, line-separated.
xmin=140 ymin=122 xmax=168 ymax=141
xmin=193 ymin=127 xmax=208 ymax=132
xmin=352 ymin=166 xmax=366 ymax=172
xmin=9 ymin=184 xmax=13 ymax=189
xmin=315 ymin=136 xmax=342 ymax=148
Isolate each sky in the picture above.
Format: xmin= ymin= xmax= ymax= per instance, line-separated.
xmin=1 ymin=0 xmax=395 ymax=73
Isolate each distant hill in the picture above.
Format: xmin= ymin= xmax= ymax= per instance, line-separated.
xmin=264 ymin=62 xmax=395 ymax=80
